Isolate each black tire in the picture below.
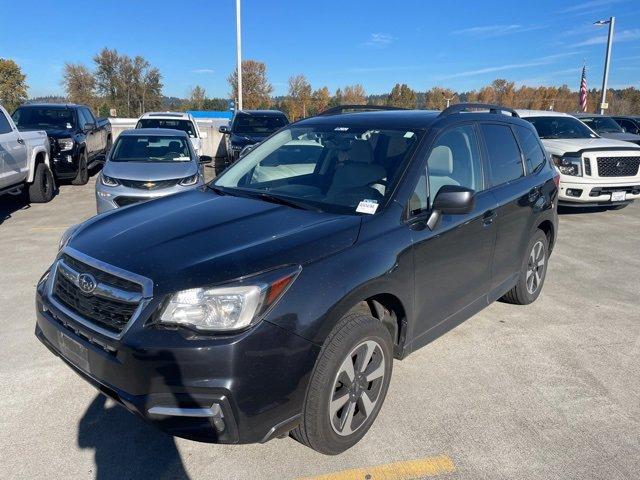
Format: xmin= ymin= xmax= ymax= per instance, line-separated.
xmin=501 ymin=229 xmax=549 ymax=305
xmin=71 ymin=150 xmax=89 ymax=185
xmin=291 ymin=312 xmax=393 ymax=455
xmin=28 ymin=163 xmax=55 ymax=203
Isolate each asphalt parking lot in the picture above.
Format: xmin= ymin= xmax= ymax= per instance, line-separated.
xmin=1 ymin=172 xmax=639 ymax=480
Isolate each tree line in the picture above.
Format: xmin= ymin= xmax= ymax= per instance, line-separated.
xmin=1 ymin=54 xmax=639 ymax=119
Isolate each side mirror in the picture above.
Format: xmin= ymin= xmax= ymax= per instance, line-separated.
xmin=200 ymin=131 xmax=208 ymax=139
xmin=199 ymin=155 xmax=213 ymax=164
xmin=218 ymin=125 xmax=230 ymax=134
xmin=84 ymin=122 xmax=96 ymax=132
xmin=426 ymin=185 xmax=476 ymax=230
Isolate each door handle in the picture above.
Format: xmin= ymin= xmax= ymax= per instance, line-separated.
xmin=482 ymin=210 xmax=496 ymax=227
xmin=17 ymin=138 xmax=25 ymax=145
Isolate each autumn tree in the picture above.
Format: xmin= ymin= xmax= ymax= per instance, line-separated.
xmin=62 ymin=63 xmax=96 ymax=109
xmin=0 ymin=59 xmax=28 ymax=112
xmin=491 ymin=79 xmax=516 ymax=106
xmin=387 ymin=83 xmax=416 ymax=109
xmin=286 ymin=74 xmax=312 ymax=119
xmin=424 ymin=87 xmax=458 ymax=110
xmin=227 ymin=60 xmax=273 ymax=109
xmin=341 ymin=84 xmax=367 ymax=105
xmin=187 ymin=85 xmax=206 ymax=110
xmin=310 ymin=86 xmax=330 ymax=115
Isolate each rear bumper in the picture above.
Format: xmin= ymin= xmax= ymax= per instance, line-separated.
xmin=35 ymin=286 xmax=319 ymax=444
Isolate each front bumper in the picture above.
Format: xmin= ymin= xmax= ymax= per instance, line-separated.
xmin=559 ymin=178 xmax=640 ymax=206
xmin=35 ymin=283 xmax=319 ymax=444
xmin=95 ymin=181 xmax=203 ymax=214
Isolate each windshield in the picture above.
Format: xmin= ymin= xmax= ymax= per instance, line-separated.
xmin=110 ymin=135 xmax=192 ymax=163
xmin=12 ymin=107 xmax=76 ymax=130
xmin=136 ymin=118 xmax=197 ymax=137
xmin=525 ymin=116 xmax=598 ymax=139
xmin=232 ymin=115 xmax=287 ymax=135
xmin=214 ymin=125 xmax=422 ymax=214
xmin=579 ymin=116 xmax=624 ymax=134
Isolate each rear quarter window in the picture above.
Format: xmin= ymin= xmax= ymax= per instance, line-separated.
xmin=480 ymin=124 xmax=524 ymax=187
xmin=514 ymin=125 xmax=546 ymax=174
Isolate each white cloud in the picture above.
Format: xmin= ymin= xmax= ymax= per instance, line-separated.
xmin=453 ymin=24 xmax=542 ymax=37
xmin=192 ymin=68 xmax=215 ymax=74
xmin=561 ymin=0 xmax=626 ymax=13
xmin=363 ymin=33 xmax=396 ymax=47
xmin=576 ymin=28 xmax=640 ymax=46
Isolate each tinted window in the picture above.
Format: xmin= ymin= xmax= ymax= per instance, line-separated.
xmin=0 ymin=111 xmax=12 ymax=134
xmin=82 ymin=108 xmax=95 ymax=123
xmin=525 ymin=116 xmax=596 ymax=139
xmin=77 ymin=109 xmax=89 ymax=129
xmin=514 ymin=125 xmax=546 ymax=174
xmin=426 ymin=124 xmax=483 ymax=198
xmin=481 ymin=124 xmax=524 ymax=186
xmin=12 ymin=107 xmax=76 ymax=130
xmin=232 ymin=115 xmax=287 ymax=135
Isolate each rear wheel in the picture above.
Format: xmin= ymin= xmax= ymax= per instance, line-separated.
xmin=501 ymin=229 xmax=549 ymax=305
xmin=291 ymin=312 xmax=393 ymax=455
xmin=72 ymin=150 xmax=89 ymax=185
xmin=28 ymin=163 xmax=55 ymax=203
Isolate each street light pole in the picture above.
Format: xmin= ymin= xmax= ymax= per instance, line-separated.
xmin=235 ymin=0 xmax=243 ymax=111
xmin=594 ymin=16 xmax=615 ymax=115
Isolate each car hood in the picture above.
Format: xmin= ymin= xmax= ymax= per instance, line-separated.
xmin=19 ymin=128 xmax=76 ymax=138
xmin=597 ymin=132 xmax=640 ymax=144
xmin=230 ymin=133 xmax=268 ymax=145
xmin=540 ymin=137 xmax=640 ymax=154
xmin=68 ymin=189 xmax=361 ymax=294
xmin=102 ymin=160 xmax=197 ymax=181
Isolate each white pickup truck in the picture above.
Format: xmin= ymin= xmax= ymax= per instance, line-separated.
xmin=518 ymin=110 xmax=640 ymax=209
xmin=0 ymin=104 xmax=54 ymax=203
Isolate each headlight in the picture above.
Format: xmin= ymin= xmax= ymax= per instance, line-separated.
xmin=101 ymin=174 xmax=120 ymax=187
xmin=58 ymin=138 xmax=74 ymax=151
xmin=159 ymin=266 xmax=300 ymax=332
xmin=179 ymin=174 xmax=199 ymax=186
xmin=59 ymin=224 xmax=81 ymax=251
xmin=552 ymin=155 xmax=582 ymax=177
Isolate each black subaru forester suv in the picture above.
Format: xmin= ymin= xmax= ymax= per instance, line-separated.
xmin=36 ymin=104 xmax=558 ymax=455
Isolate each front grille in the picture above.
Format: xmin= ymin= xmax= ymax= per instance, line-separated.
xmin=597 ymin=157 xmax=640 ymax=177
xmin=118 ymin=178 xmax=180 ymax=190
xmin=52 ymin=256 xmax=142 ymax=335
xmin=114 ymin=196 xmax=152 ymax=208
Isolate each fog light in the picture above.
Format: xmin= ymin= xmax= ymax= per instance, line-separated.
xmin=66 ymin=155 xmax=73 ymax=163
xmin=213 ymin=416 xmax=226 ymax=432
xmin=98 ymin=191 xmax=112 ymax=198
xmin=566 ymin=188 xmax=582 ymax=197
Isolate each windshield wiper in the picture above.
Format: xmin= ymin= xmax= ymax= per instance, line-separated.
xmin=206 ymin=184 xmax=229 ymax=196
xmin=246 ymin=191 xmax=321 ymax=212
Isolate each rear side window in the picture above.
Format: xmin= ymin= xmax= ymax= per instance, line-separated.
xmin=481 ymin=124 xmax=523 ymax=186
xmin=0 ymin=111 xmax=12 ymax=134
xmin=514 ymin=125 xmax=546 ymax=174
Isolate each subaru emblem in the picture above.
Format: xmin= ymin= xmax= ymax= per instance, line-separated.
xmin=78 ymin=273 xmax=97 ymax=294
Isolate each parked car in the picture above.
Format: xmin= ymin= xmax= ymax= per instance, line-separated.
xmin=574 ymin=113 xmax=640 ymax=145
xmin=12 ymin=103 xmax=112 ymax=185
xmin=36 ymin=103 xmax=558 ymax=455
xmin=135 ymin=111 xmax=206 ymax=155
xmin=218 ymin=110 xmax=289 ymax=173
xmin=95 ymin=129 xmax=211 ymax=213
xmin=0 ymin=104 xmax=54 ymax=202
xmin=611 ymin=116 xmax=640 ymax=136
xmin=518 ymin=110 xmax=640 ymax=208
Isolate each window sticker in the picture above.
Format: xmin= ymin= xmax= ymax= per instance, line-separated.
xmin=356 ymin=199 xmax=379 ymax=215
xmin=334 ymin=127 xmax=349 ymax=131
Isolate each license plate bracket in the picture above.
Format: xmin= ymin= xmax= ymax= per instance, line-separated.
xmin=58 ymin=330 xmax=90 ymax=373
xmin=611 ymin=191 xmax=626 ymax=202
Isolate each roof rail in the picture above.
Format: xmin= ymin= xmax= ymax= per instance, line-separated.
xmin=318 ymin=104 xmax=406 ymax=116
xmin=439 ymin=103 xmax=519 ymax=118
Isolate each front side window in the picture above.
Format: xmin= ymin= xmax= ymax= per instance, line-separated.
xmin=215 ymin=125 xmax=422 ymax=214
xmin=481 ymin=124 xmax=524 ymax=186
xmin=514 ymin=125 xmax=546 ymax=174
xmin=232 ymin=115 xmax=287 ymax=135
xmin=136 ymin=119 xmax=197 ymax=138
xmin=12 ymin=107 xmax=76 ymax=130
xmin=110 ymin=135 xmax=191 ymax=162
xmin=0 ymin=111 xmax=12 ymax=134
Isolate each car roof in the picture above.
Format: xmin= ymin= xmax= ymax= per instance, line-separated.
xmin=139 ymin=111 xmax=192 ymax=119
xmin=295 ymin=109 xmax=442 ymax=130
xmin=120 ymin=128 xmax=189 ymax=137
xmin=516 ymin=109 xmax=574 ymax=118
xmin=573 ymin=113 xmax=608 ymax=118
xmin=234 ymin=110 xmax=287 ymax=116
xmin=19 ymin=103 xmax=84 ymax=109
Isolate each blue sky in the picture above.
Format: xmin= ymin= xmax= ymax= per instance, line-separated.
xmin=1 ymin=0 xmax=638 ymax=99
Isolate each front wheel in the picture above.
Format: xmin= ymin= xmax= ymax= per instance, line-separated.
xmin=291 ymin=312 xmax=393 ymax=455
xmin=501 ymin=230 xmax=549 ymax=305
xmin=28 ymin=162 xmax=55 ymax=203
xmin=71 ymin=150 xmax=89 ymax=185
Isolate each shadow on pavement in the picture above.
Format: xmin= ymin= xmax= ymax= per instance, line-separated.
xmin=558 ymin=205 xmax=613 ymax=215
xmin=78 ymin=394 xmax=190 ymax=480
xmin=0 ymin=194 xmax=31 ymax=225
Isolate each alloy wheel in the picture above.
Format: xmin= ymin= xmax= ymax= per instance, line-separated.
xmin=526 ymin=241 xmax=546 ymax=294
xmin=329 ymin=339 xmax=385 ymax=436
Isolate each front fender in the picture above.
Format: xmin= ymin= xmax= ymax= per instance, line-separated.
xmin=26 ymin=148 xmax=50 ymax=183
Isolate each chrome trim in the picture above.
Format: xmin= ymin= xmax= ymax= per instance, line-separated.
xmin=57 ymin=261 xmax=142 ymax=304
xmin=45 ymin=247 xmax=154 ymax=340
xmin=147 ymin=404 xmax=222 ymax=418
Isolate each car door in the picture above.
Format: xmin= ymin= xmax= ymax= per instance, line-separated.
xmin=0 ymin=109 xmax=28 ymax=188
xmin=80 ymin=108 xmax=98 ymax=158
xmin=479 ymin=122 xmax=541 ymax=297
xmin=408 ymin=123 xmax=497 ymax=340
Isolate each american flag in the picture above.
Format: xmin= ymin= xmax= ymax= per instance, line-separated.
xmin=579 ymin=65 xmax=588 ymax=112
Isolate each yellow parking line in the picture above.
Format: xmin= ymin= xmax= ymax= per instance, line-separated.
xmin=297 ymin=455 xmax=455 ymax=480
